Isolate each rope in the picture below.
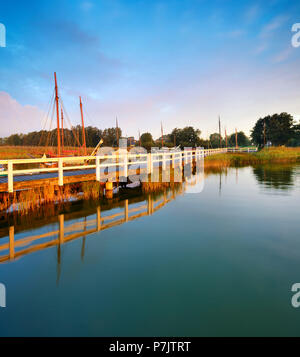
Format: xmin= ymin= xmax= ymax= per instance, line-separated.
xmin=38 ymin=89 xmax=55 ymax=146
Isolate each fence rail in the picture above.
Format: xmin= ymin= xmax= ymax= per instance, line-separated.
xmin=0 ymin=147 xmax=257 ymax=193
xmin=227 ymin=147 xmax=258 ymax=153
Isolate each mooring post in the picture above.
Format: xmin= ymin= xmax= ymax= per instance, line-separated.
xmin=124 ymin=199 xmax=129 ymax=222
xmin=97 ymin=206 xmax=101 ymax=231
xmin=59 ymin=214 xmax=64 ymax=244
xmin=96 ymin=156 xmax=100 ymax=181
xmin=9 ymin=225 xmax=14 ymax=260
xmin=58 ymin=158 xmax=64 ymax=186
xmin=147 ymin=195 xmax=151 ymax=215
xmin=7 ymin=161 xmax=13 ymax=193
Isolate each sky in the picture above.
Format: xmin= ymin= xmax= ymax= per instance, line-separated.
xmin=0 ymin=0 xmax=300 ymax=139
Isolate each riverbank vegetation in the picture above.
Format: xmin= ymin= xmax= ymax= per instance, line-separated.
xmin=205 ymin=147 xmax=300 ymax=166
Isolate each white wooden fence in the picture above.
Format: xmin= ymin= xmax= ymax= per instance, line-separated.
xmin=0 ymin=147 xmax=235 ymax=193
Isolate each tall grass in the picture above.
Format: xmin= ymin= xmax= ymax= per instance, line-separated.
xmin=205 ymin=147 xmax=300 ymax=166
xmin=0 ymin=181 xmax=104 ymax=214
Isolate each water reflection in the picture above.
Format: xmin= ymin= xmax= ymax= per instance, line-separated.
xmin=1 ymin=165 xmax=299 ymax=268
xmin=0 ymin=182 xmax=188 ymax=268
xmin=203 ymin=163 xmax=300 ymax=194
xmin=252 ymin=164 xmax=300 ymax=193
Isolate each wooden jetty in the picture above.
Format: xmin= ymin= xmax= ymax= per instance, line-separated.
xmin=0 ymin=148 xmax=232 ymax=193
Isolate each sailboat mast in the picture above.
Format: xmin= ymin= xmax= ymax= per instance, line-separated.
xmin=161 ymin=122 xmax=163 ymax=147
xmin=61 ymin=108 xmax=64 ymax=152
xmin=116 ymin=117 xmax=119 ymax=147
xmin=219 ymin=116 xmax=222 ymax=148
xmin=79 ymin=96 xmax=87 ymax=155
xmin=54 ymin=72 xmax=61 ymax=156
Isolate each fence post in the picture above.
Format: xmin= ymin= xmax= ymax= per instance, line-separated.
xmin=58 ymin=158 xmax=64 ymax=186
xmin=96 ymin=156 xmax=100 ymax=181
xmin=7 ymin=161 xmax=13 ymax=193
xmin=162 ymin=152 xmax=166 ymax=171
xmin=123 ymin=151 xmax=128 ymax=178
xmin=147 ymin=153 xmax=152 ymax=174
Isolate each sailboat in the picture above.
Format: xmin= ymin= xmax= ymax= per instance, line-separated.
xmin=41 ymin=73 xmax=103 ymax=160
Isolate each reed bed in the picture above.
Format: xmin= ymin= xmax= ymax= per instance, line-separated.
xmin=82 ymin=181 xmax=103 ymax=199
xmin=0 ymin=181 xmax=104 ymax=215
xmin=205 ymin=147 xmax=300 ymax=166
xmin=141 ymin=170 xmax=183 ymax=193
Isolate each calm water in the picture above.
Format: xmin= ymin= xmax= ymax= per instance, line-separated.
xmin=0 ymin=164 xmax=300 ymax=337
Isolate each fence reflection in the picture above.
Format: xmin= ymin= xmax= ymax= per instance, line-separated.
xmin=0 ymin=183 xmax=189 ymax=264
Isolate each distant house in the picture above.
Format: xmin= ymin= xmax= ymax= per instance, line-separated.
xmin=127 ymin=137 xmax=136 ymax=147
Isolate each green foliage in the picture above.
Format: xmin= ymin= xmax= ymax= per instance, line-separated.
xmin=209 ymin=131 xmax=250 ymax=148
xmin=251 ymin=113 xmax=296 ymax=147
xmin=140 ymin=132 xmax=155 ymax=151
xmin=0 ymin=126 xmax=122 ymax=148
xmin=171 ymin=126 xmax=201 ymax=148
xmin=140 ymin=132 xmax=154 ymax=144
xmin=228 ymin=131 xmax=251 ymax=147
xmin=209 ymin=133 xmax=221 ymax=148
xmin=288 ymin=124 xmax=300 ymax=147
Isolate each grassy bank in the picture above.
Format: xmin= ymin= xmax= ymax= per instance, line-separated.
xmin=205 ymin=147 xmax=300 ymax=167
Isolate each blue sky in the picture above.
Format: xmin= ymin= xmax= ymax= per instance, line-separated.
xmin=0 ymin=0 xmax=300 ymax=138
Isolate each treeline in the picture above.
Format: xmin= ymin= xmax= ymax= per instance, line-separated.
xmin=1 ymin=112 xmax=300 ymax=149
xmin=140 ymin=127 xmax=251 ymax=150
xmin=0 ymin=126 xmax=122 ymax=148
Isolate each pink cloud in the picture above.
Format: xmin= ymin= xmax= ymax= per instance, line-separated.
xmin=0 ymin=92 xmax=45 ymax=137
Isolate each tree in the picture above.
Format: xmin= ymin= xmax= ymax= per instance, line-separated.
xmin=101 ymin=127 xmax=122 ymax=147
xmin=251 ymin=113 xmax=295 ymax=147
xmin=228 ymin=131 xmax=251 ymax=147
xmin=288 ymin=123 xmax=300 ymax=147
xmin=209 ymin=133 xmax=221 ymax=148
xmin=171 ymin=126 xmax=201 ymax=148
xmin=140 ymin=132 xmax=154 ymax=151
